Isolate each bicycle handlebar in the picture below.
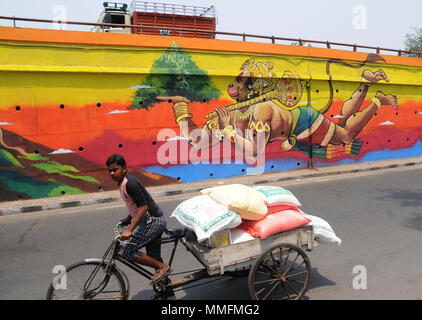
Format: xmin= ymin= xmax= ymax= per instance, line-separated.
xmin=114 ymin=222 xmax=125 ymax=240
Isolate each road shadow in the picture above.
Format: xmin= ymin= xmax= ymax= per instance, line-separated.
xmin=375 ymin=189 xmax=422 ymax=231
xmin=375 ymin=189 xmax=422 ymax=208
xmin=130 ymin=267 xmax=335 ymax=300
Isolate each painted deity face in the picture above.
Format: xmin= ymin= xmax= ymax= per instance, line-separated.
xmin=227 ymin=73 xmax=254 ymax=102
xmin=107 ymin=163 xmax=127 ymax=184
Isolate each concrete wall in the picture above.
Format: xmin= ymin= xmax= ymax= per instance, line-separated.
xmin=1 ymin=26 xmax=422 ymax=201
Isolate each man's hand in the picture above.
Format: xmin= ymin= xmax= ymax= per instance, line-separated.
xmin=119 ymin=216 xmax=132 ymax=227
xmin=120 ymin=230 xmax=132 ymax=241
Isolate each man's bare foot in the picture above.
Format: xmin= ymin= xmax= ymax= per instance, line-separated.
xmin=376 ymin=91 xmax=398 ymax=109
xmin=362 ymin=69 xmax=390 ymax=83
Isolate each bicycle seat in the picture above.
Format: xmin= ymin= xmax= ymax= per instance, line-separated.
xmin=165 ymin=228 xmax=187 ymax=239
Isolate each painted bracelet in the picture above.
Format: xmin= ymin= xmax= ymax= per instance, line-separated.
xmin=222 ymin=125 xmax=237 ymax=143
xmin=372 ymin=97 xmax=381 ymax=109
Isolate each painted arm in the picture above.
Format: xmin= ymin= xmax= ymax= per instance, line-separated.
xmin=158 ymin=96 xmax=220 ymax=150
xmin=215 ymin=103 xmax=272 ymax=162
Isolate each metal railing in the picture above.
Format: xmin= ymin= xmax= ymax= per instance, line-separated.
xmin=129 ymin=1 xmax=216 ymax=18
xmin=0 ymin=15 xmax=420 ymax=58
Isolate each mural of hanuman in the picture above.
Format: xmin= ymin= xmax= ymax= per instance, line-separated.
xmin=162 ymin=58 xmax=398 ymax=161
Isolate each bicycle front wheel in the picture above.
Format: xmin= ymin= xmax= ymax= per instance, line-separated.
xmin=46 ymin=261 xmax=128 ymax=300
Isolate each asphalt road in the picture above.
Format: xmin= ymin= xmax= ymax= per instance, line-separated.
xmin=1 ymin=165 xmax=421 ymax=300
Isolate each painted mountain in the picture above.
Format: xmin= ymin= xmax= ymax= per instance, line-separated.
xmin=0 ymin=128 xmax=178 ymax=202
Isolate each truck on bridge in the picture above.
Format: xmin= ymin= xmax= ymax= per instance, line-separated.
xmin=93 ymin=1 xmax=217 ymax=39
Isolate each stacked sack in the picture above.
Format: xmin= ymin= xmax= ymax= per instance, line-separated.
xmin=171 ymin=184 xmax=341 ymax=246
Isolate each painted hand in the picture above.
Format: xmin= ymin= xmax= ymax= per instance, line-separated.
xmin=215 ymin=107 xmax=231 ymax=129
xmin=156 ymin=96 xmax=190 ymax=104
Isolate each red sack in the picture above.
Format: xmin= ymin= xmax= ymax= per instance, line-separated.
xmin=266 ymin=202 xmax=299 ymax=216
xmin=238 ymin=207 xmax=311 ymax=239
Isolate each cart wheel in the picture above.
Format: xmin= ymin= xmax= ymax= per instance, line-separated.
xmin=248 ymin=243 xmax=311 ymax=300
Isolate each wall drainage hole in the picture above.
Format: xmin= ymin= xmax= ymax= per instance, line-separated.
xmin=78 ymin=147 xmax=84 ymax=152
xmin=97 ymin=103 xmax=102 ymax=107
xmin=60 ymin=104 xmax=65 ymax=109
xmin=16 ymin=106 xmax=21 ymax=111
xmin=118 ymin=144 xmax=123 ymax=148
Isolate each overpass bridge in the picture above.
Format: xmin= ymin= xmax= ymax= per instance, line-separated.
xmin=0 ymin=15 xmax=421 ymax=202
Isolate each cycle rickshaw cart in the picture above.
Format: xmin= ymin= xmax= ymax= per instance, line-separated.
xmin=46 ymin=223 xmax=317 ymax=300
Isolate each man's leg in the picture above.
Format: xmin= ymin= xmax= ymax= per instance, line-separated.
xmin=121 ymin=216 xmax=171 ymax=284
xmin=134 ymin=252 xmax=166 ymax=269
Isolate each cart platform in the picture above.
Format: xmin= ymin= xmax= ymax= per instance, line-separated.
xmin=183 ymin=225 xmax=316 ymax=276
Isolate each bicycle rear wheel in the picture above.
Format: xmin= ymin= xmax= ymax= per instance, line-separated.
xmin=46 ymin=261 xmax=128 ymax=300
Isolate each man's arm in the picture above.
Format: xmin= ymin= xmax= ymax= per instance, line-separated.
xmin=119 ymin=214 xmax=132 ymax=226
xmin=121 ymin=205 xmax=148 ymax=240
xmin=127 ymin=205 xmax=148 ymax=233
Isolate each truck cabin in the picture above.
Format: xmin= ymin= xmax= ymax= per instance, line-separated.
xmin=94 ymin=2 xmax=131 ymax=33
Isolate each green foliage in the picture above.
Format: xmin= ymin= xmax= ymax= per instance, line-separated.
xmin=0 ymin=170 xmax=85 ymax=199
xmin=32 ymin=161 xmax=79 ymax=174
xmin=404 ymin=27 xmax=422 ymax=56
xmin=48 ymin=184 xmax=85 ymax=197
xmin=130 ymin=42 xmax=221 ymax=110
xmin=22 ymin=153 xmax=50 ymax=161
xmin=32 ymin=161 xmax=99 ymax=183
xmin=0 ymin=149 xmax=23 ymax=167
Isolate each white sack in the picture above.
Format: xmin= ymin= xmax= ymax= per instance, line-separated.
xmin=171 ymin=195 xmax=242 ymax=242
xmin=305 ymin=214 xmax=342 ymax=245
xmin=230 ymin=228 xmax=255 ymax=244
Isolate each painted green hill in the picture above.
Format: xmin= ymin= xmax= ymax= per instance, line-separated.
xmin=0 ymin=128 xmax=178 ymax=201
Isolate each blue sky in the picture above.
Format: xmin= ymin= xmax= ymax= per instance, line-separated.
xmin=0 ymin=0 xmax=421 ymax=51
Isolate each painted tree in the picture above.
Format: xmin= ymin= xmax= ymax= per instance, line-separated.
xmin=130 ymin=42 xmax=221 ymax=110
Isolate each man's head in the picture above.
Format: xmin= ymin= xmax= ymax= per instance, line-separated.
xmin=106 ymin=154 xmax=127 ymax=184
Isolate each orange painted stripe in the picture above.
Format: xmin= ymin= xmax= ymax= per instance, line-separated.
xmin=1 ymin=26 xmax=422 ymax=67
